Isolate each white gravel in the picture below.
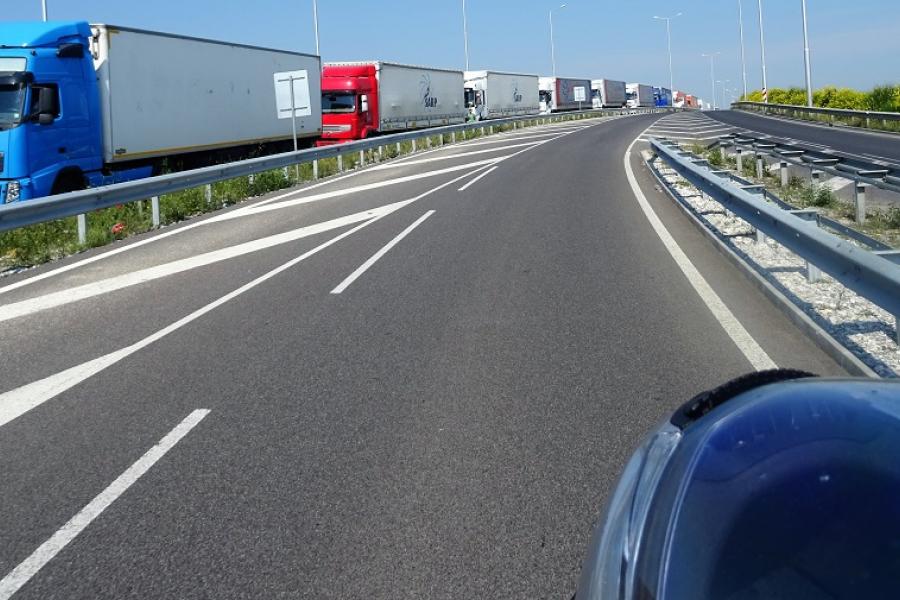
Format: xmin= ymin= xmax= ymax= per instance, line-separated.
xmin=650 ymin=156 xmax=900 ymax=378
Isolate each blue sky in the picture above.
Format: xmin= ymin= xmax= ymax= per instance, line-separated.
xmin=4 ymin=0 xmax=899 ymax=104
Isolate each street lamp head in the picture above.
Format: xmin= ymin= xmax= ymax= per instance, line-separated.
xmin=559 ymin=3 xmax=567 ymax=8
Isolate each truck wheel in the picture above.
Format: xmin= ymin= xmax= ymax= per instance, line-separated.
xmin=51 ymin=171 xmax=87 ymax=195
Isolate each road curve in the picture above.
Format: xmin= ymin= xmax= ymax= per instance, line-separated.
xmin=0 ymin=114 xmax=846 ymax=599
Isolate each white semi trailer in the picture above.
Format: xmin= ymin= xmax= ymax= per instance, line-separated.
xmin=626 ymin=83 xmax=655 ymax=108
xmin=591 ymin=79 xmax=627 ymax=108
xmin=464 ymin=70 xmax=540 ymax=121
xmin=539 ymin=77 xmax=591 ymax=113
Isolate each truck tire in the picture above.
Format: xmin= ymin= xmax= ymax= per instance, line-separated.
xmin=51 ymin=170 xmax=87 ymax=195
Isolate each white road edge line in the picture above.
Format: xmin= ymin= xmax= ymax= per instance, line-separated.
xmin=0 ymin=165 xmax=495 ymax=425
xmin=458 ymin=166 xmax=498 ymax=192
xmin=331 ymin=211 xmax=436 ymax=295
xmin=624 ymin=128 xmax=777 ymax=371
xmin=0 ymin=409 xmax=210 ymax=600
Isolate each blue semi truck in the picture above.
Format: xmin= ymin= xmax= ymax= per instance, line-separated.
xmin=654 ymin=87 xmax=673 ymax=108
xmin=0 ymin=22 xmax=322 ymax=203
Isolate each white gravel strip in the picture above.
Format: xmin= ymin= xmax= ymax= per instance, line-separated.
xmin=650 ymin=156 xmax=899 ymax=378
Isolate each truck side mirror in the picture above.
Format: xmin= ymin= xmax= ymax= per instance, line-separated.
xmin=360 ymin=94 xmax=369 ymax=113
xmin=30 ymin=86 xmax=59 ymax=125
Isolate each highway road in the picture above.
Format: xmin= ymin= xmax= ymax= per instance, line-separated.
xmin=0 ymin=113 xmax=847 ymax=599
xmin=710 ymin=109 xmax=900 ymax=163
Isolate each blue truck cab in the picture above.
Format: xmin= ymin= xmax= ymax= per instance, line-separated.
xmin=0 ymin=22 xmax=150 ymax=203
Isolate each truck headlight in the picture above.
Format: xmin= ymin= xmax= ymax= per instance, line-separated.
xmin=6 ymin=181 xmax=21 ymax=203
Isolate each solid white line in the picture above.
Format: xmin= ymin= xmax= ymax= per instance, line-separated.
xmin=458 ymin=166 xmax=498 ymax=191
xmin=624 ymin=129 xmax=777 ymax=371
xmin=0 ymin=409 xmax=209 ymax=600
xmin=0 ymin=165 xmax=494 ymax=424
xmin=0 ymin=205 xmax=403 ymax=324
xmin=216 ymin=158 xmax=502 ymax=222
xmin=331 ymin=211 xmax=436 ymax=295
xmin=367 ymin=143 xmax=532 ymax=170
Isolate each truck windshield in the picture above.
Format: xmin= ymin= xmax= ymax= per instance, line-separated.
xmin=322 ymin=92 xmax=357 ymax=114
xmin=0 ymin=82 xmax=26 ymax=129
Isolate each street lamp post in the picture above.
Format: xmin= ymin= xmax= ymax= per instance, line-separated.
xmin=702 ymin=52 xmax=720 ymax=109
xmin=41 ymin=0 xmax=48 ymax=21
xmin=549 ymin=4 xmax=567 ymax=77
xmin=312 ymin=0 xmax=320 ymax=56
xmin=653 ymin=13 xmax=682 ymax=93
xmin=462 ymin=0 xmax=470 ymax=71
xmin=738 ymin=0 xmax=748 ymax=99
xmin=801 ymin=0 xmax=813 ymax=107
xmin=757 ymin=0 xmax=768 ymax=103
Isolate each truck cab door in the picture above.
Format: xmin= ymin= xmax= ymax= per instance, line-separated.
xmin=24 ymin=83 xmax=65 ymax=194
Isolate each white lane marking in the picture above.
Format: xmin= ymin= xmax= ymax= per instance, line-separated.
xmin=449 ymin=131 xmax=580 ymax=148
xmin=0 ymin=165 xmax=494 ymax=417
xmin=0 ymin=166 xmax=394 ymax=299
xmin=458 ymin=166 xmax=499 ymax=191
xmin=366 ymin=143 xmax=535 ymax=170
xmin=624 ymin=130 xmax=777 ymax=371
xmin=0 ymin=410 xmax=209 ymax=600
xmin=0 ymin=204 xmax=407 ymax=324
xmin=213 ymin=158 xmax=502 ymax=222
xmin=331 ymin=211 xmax=436 ymax=295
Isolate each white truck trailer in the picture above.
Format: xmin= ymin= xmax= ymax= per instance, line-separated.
xmin=464 ymin=70 xmax=541 ymax=121
xmin=591 ymin=79 xmax=627 ymax=108
xmin=626 ymin=83 xmax=655 ymax=109
xmin=93 ymin=25 xmax=323 ymax=166
xmin=539 ymin=77 xmax=591 ymax=113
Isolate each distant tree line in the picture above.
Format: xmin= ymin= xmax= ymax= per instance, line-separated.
xmin=741 ymin=85 xmax=900 ymax=112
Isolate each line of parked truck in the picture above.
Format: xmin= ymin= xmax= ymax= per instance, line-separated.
xmin=0 ymin=21 xmax=702 ymax=202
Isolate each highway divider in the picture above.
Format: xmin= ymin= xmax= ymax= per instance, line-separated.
xmin=651 ymin=137 xmax=900 ymax=345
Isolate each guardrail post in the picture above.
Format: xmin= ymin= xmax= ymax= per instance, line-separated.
xmin=426 ymin=136 xmax=432 ymax=149
xmin=359 ymin=150 xmax=365 ymax=167
xmin=807 ymin=261 xmax=823 ymax=284
xmin=480 ymin=126 xmax=485 ymax=136
xmin=755 ymin=154 xmax=765 ymax=180
xmin=337 ymin=154 xmax=344 ymax=172
xmin=378 ymin=146 xmax=384 ymax=161
xmin=855 ymin=183 xmax=868 ymax=224
xmin=313 ymin=159 xmax=319 ymax=180
xmin=204 ymin=184 xmax=212 ymax=206
xmin=412 ymin=139 xmax=417 ymax=152
xmin=76 ymin=214 xmax=87 ymax=245
xmin=396 ymin=142 xmax=401 ymax=155
xmin=780 ymin=161 xmax=790 ymax=188
xmin=489 ymin=125 xmax=494 ymax=135
xmin=736 ymin=148 xmax=744 ymax=174
xmin=151 ymin=196 xmax=160 ymax=228
xmin=452 ymin=131 xmax=457 ymax=144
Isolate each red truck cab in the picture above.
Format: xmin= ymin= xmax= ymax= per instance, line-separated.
xmin=319 ymin=65 xmax=379 ymax=146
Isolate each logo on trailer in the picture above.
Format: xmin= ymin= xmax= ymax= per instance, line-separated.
xmin=513 ymin=81 xmax=523 ymax=103
xmin=421 ymin=75 xmax=439 ymax=109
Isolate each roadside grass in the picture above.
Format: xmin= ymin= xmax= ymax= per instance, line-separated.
xmin=1 ymin=111 xmax=611 ymax=273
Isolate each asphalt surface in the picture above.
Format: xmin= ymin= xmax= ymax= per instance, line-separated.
xmin=710 ymin=109 xmax=900 ymax=163
xmin=0 ymin=113 xmax=847 ymax=599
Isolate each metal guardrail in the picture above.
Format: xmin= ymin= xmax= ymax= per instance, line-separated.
xmin=0 ymin=107 xmax=672 ymax=235
xmin=732 ymin=101 xmax=900 ymax=129
xmin=650 ymin=137 xmax=900 ymax=337
xmin=716 ymin=131 xmax=900 ymax=226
